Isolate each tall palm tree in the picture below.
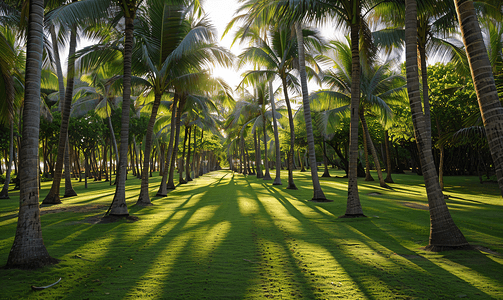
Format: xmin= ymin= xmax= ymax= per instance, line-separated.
xmin=405 ymin=0 xmax=468 ymax=250
xmin=6 ymin=0 xmax=59 ymax=269
xmin=454 ymin=0 xmax=503 ymax=197
xmin=42 ymin=11 xmax=79 ymax=204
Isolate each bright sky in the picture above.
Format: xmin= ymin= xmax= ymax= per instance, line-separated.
xmin=204 ymin=0 xmax=245 ymax=92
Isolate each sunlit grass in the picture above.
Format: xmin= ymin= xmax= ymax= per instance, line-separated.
xmin=0 ymin=168 xmax=502 ymax=299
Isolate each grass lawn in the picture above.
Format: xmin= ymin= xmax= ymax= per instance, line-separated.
xmin=1 ymin=169 xmax=502 ymax=299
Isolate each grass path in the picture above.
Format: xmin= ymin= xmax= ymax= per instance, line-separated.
xmin=1 ymin=169 xmax=502 ymax=299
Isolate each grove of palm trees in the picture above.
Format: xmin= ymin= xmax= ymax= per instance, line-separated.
xmin=1 ymin=0 xmax=503 ymax=298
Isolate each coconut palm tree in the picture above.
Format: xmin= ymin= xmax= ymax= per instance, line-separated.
xmin=405 ymin=0 xmax=469 ymax=250
xmin=6 ymin=0 xmax=59 ymax=269
xmin=454 ymin=0 xmax=503 ymax=197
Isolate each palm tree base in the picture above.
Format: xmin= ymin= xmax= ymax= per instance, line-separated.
xmin=42 ymin=194 xmax=62 ymax=205
xmin=321 ymin=172 xmax=331 ymax=178
xmin=380 ymin=183 xmax=393 ymax=189
xmin=365 ymin=175 xmax=374 ymax=181
xmin=273 ymin=182 xmax=282 ymax=185
xmin=384 ymin=177 xmax=394 ymax=183
xmin=310 ymin=198 xmax=333 ymax=203
xmin=339 ymin=214 xmax=367 ymax=218
xmin=6 ymin=256 xmax=59 ymax=270
xmin=423 ymin=244 xmax=472 ymax=252
xmin=136 ymin=201 xmax=153 ymax=206
xmin=286 ymin=184 xmax=298 ymax=190
xmin=64 ymin=190 xmax=78 ymax=198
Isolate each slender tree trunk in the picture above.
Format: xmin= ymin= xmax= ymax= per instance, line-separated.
xmin=6 ymin=0 xmax=58 ymax=269
xmin=254 ymin=130 xmax=263 ymax=178
xmin=343 ymin=14 xmax=364 ymax=215
xmin=360 ymin=112 xmax=391 ymax=188
xmin=43 ymin=23 xmax=78 ymax=204
xmin=361 ymin=114 xmax=374 ymax=181
xmin=108 ymin=16 xmax=135 ymax=216
xmin=137 ymin=92 xmax=163 ymax=205
xmin=419 ymin=44 xmax=432 ymax=151
xmin=157 ymin=98 xmax=177 ymax=196
xmin=321 ymin=140 xmax=331 ymax=178
xmin=384 ymin=130 xmax=394 ymax=183
xmin=179 ymin=125 xmax=188 ymax=184
xmin=280 ymin=77 xmax=297 ymax=189
xmin=455 ymin=0 xmax=503 ymax=196
xmin=406 ymin=0 xmax=468 ymax=250
xmin=269 ymin=80 xmax=282 ymax=185
xmin=295 ymin=23 xmax=327 ymax=201
xmin=0 ymin=123 xmax=14 ymax=199
xmin=167 ymin=94 xmax=185 ymax=189
xmin=262 ymin=118 xmax=272 ymax=180
xmin=186 ymin=126 xmax=192 ymax=181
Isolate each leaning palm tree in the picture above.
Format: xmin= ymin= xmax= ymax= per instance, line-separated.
xmin=6 ymin=0 xmax=59 ymax=269
xmin=405 ymin=0 xmax=469 ymax=250
xmin=454 ymin=0 xmax=503 ymax=197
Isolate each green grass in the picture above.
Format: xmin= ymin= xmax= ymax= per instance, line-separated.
xmin=1 ymin=169 xmax=502 ymax=299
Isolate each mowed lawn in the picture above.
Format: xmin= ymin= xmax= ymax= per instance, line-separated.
xmin=1 ymin=169 xmax=502 ymax=299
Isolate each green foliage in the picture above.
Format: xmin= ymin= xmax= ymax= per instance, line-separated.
xmin=68 ymin=111 xmax=107 ymax=155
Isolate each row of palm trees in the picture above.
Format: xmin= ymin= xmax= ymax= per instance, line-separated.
xmin=3 ymin=0 xmax=503 ymax=268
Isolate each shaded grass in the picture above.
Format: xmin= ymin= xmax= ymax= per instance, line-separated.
xmin=0 ymin=169 xmax=502 ymax=299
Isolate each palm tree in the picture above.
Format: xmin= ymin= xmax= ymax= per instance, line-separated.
xmin=405 ymin=0 xmax=468 ymax=250
xmin=42 ymin=11 xmax=79 ymax=204
xmin=232 ymin=0 xmax=329 ymax=200
xmin=6 ymin=0 xmax=59 ymax=269
xmin=454 ymin=0 xmax=503 ymax=197
xmin=0 ymin=23 xmax=22 ymax=199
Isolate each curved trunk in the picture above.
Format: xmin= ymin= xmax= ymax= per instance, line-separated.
xmin=7 ymin=0 xmax=58 ymax=268
xmin=384 ymin=130 xmax=394 ymax=183
xmin=455 ymin=0 xmax=503 ymax=196
xmin=136 ymin=92 xmax=162 ymax=205
xmin=43 ymin=24 xmax=78 ymax=204
xmin=295 ymin=22 xmax=326 ymax=201
xmin=270 ymin=80 xmax=282 ymax=185
xmin=419 ymin=44 xmax=432 ymax=151
xmin=108 ymin=16 xmax=135 ymax=216
xmin=406 ymin=0 xmax=468 ymax=250
xmin=344 ymin=17 xmax=364 ymax=215
xmin=360 ymin=112 xmax=391 ymax=189
xmin=281 ymin=76 xmax=297 ymax=189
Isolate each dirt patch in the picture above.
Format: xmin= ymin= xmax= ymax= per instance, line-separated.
xmin=401 ymin=202 xmax=429 ymax=210
xmin=474 ymin=245 xmax=502 ymax=256
xmin=368 ymin=192 xmax=382 ymax=196
xmin=40 ymin=204 xmax=109 ymax=215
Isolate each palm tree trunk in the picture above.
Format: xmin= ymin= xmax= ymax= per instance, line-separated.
xmin=269 ymin=80 xmax=282 ymax=185
xmin=406 ymin=0 xmax=468 ymax=250
xmin=6 ymin=0 xmax=58 ymax=269
xmin=361 ymin=113 xmax=374 ymax=181
xmin=360 ymin=112 xmax=391 ymax=189
xmin=157 ymin=97 xmax=177 ymax=196
xmin=254 ymin=130 xmax=263 ymax=178
xmin=295 ymin=22 xmax=326 ymax=201
xmin=454 ymin=0 xmax=503 ymax=197
xmin=0 ymin=122 xmax=14 ymax=199
xmin=43 ymin=24 xmax=78 ymax=204
xmin=137 ymin=92 xmax=162 ymax=205
xmin=167 ymin=94 xmax=185 ymax=189
xmin=262 ymin=118 xmax=272 ymax=180
xmin=384 ymin=130 xmax=394 ymax=183
xmin=281 ymin=77 xmax=297 ymax=189
xmin=108 ymin=16 xmax=135 ymax=216
xmin=186 ymin=126 xmax=193 ymax=181
xmin=322 ymin=140 xmax=331 ymax=178
xmin=419 ymin=44 xmax=432 ymax=151
xmin=343 ymin=15 xmax=364 ymax=215
xmin=179 ymin=125 xmax=188 ymax=184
